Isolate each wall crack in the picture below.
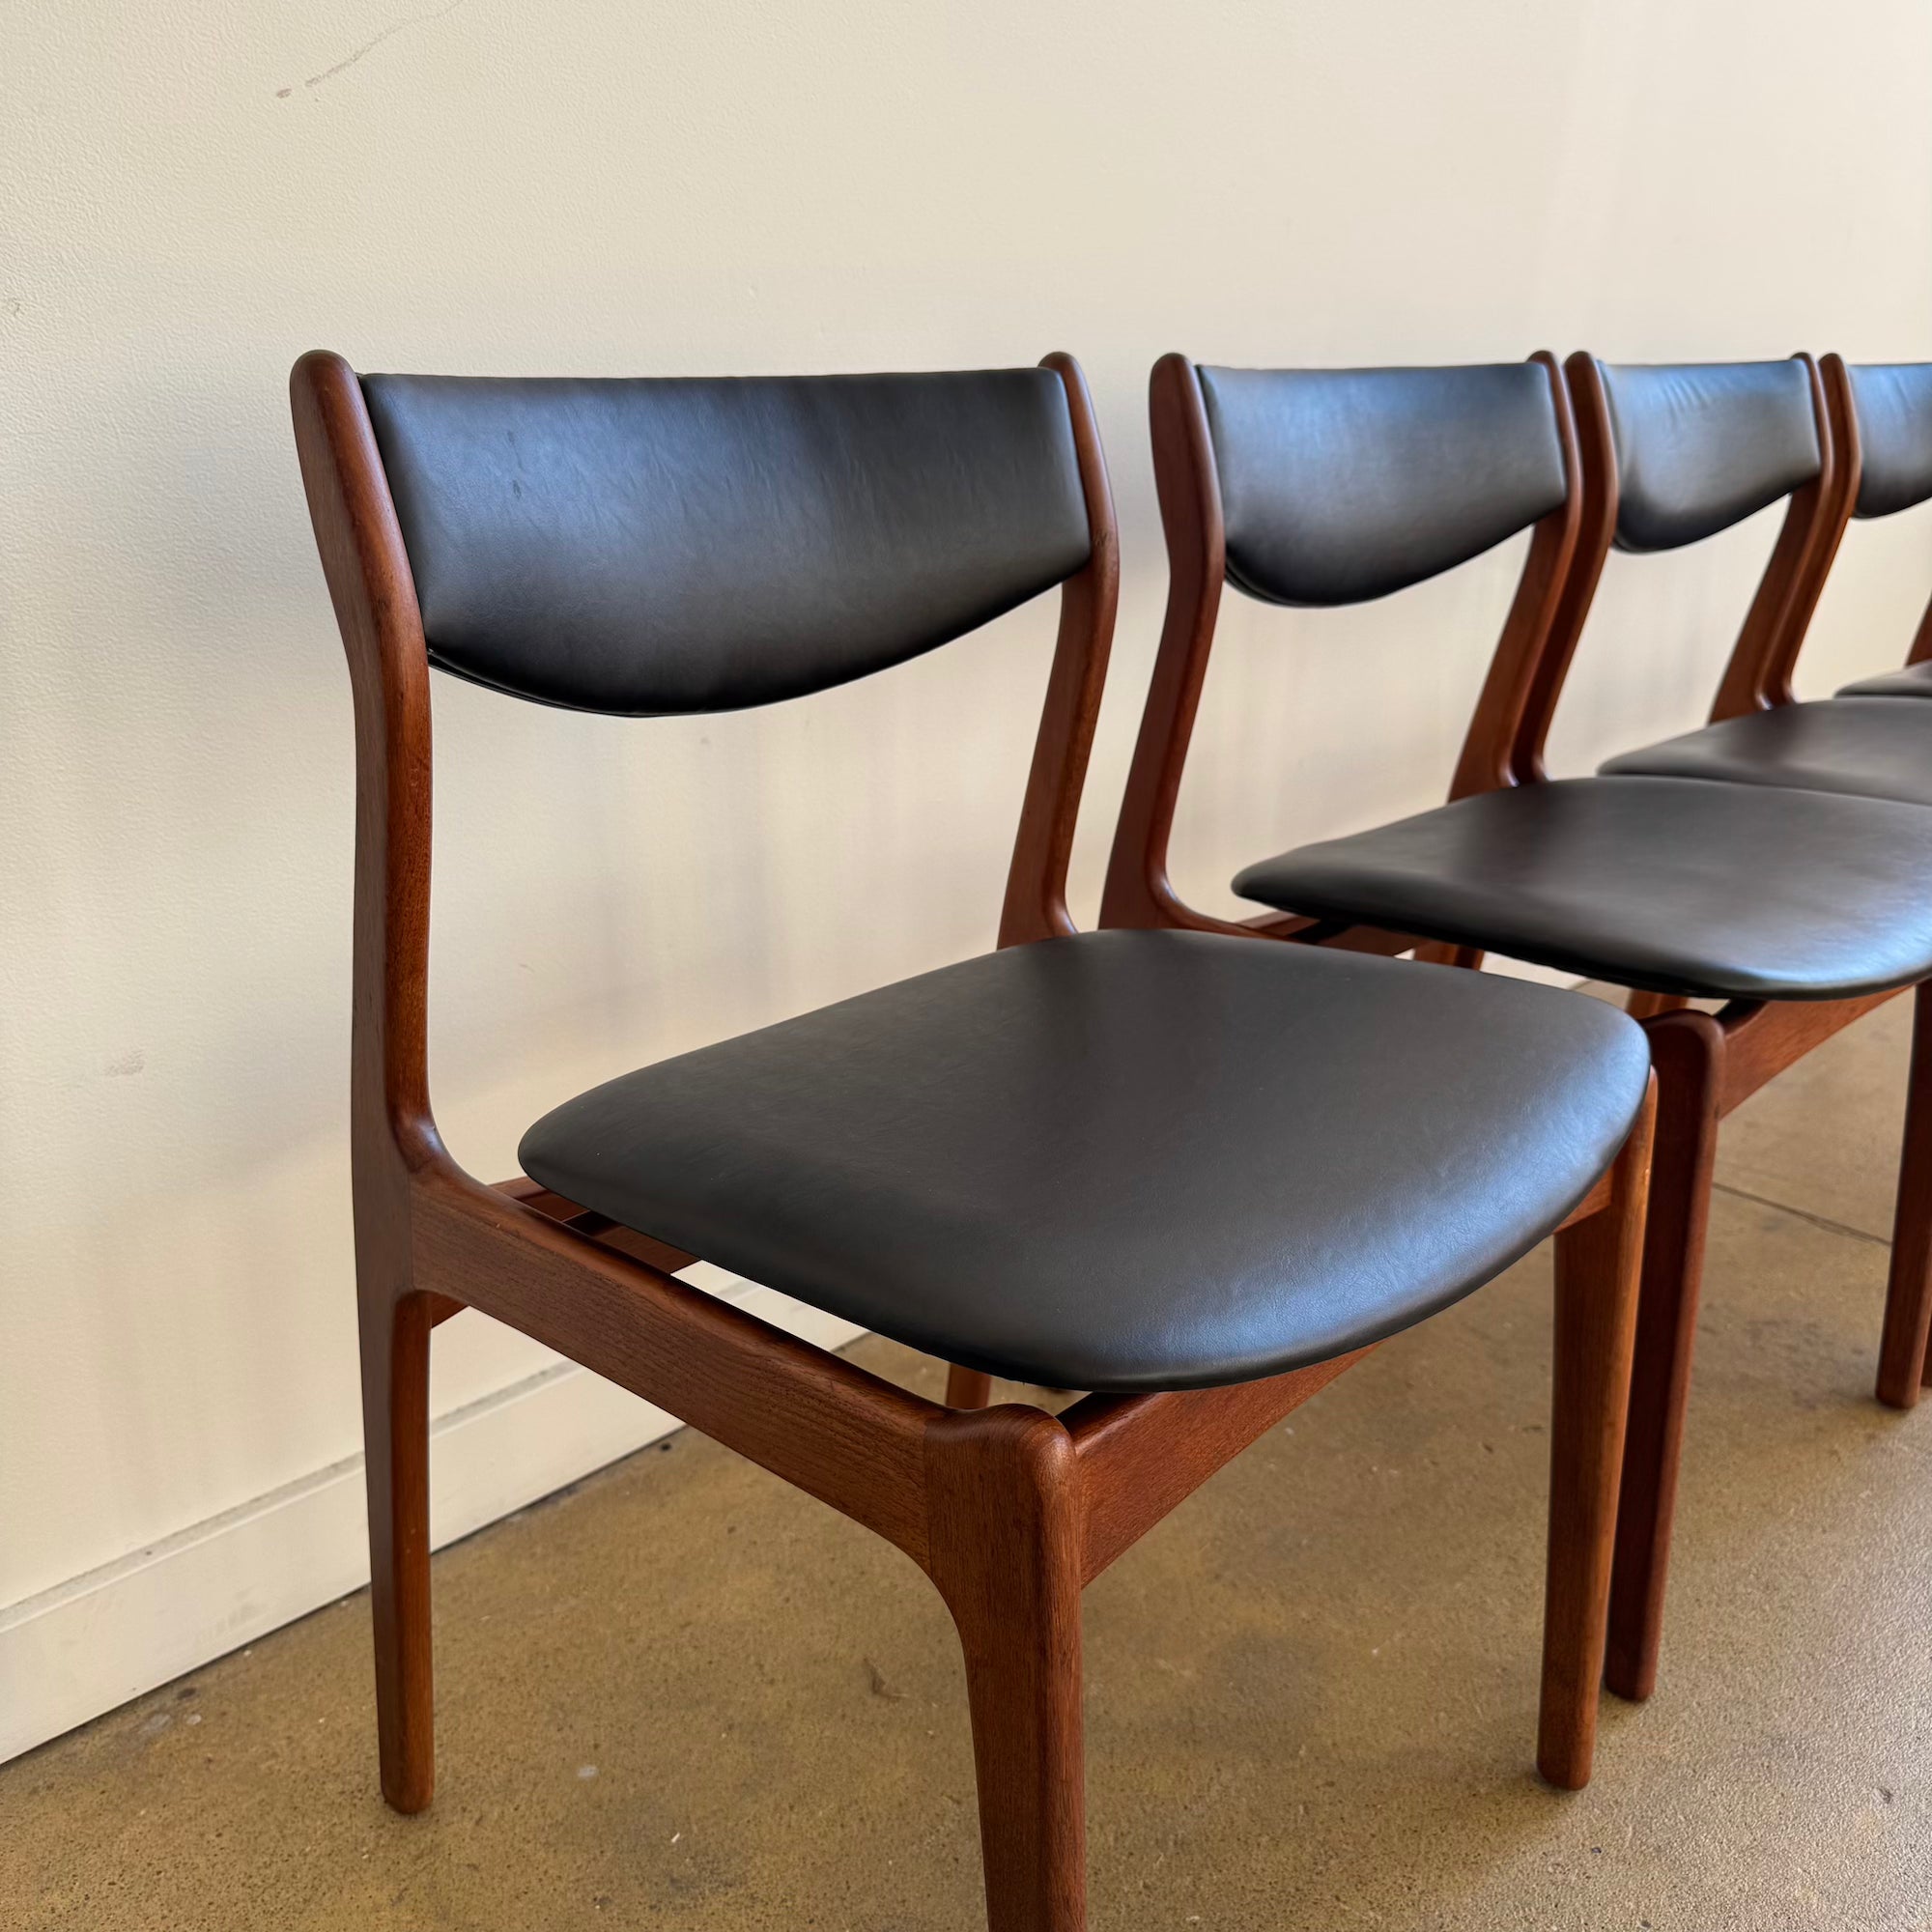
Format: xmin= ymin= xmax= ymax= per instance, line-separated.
xmin=276 ymin=0 xmax=468 ymax=97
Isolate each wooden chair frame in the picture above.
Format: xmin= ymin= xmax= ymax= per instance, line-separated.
xmin=1099 ymin=347 xmax=1932 ymax=1716
xmin=1742 ymin=353 xmax=1932 ymax=697
xmin=294 ymin=346 xmax=1653 ymax=1932
xmin=1099 ymin=352 xmax=1585 ymax=955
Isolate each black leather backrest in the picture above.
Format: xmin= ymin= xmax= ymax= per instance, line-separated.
xmin=1849 ymin=364 xmax=1932 ymax=519
xmin=1194 ymin=364 xmax=1567 ymax=607
xmin=1598 ymin=360 xmax=1820 ymax=553
xmin=358 ymin=371 xmax=1093 ymax=714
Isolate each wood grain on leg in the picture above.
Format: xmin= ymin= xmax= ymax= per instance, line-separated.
xmin=358 ymin=1281 xmax=436 ymax=1813
xmin=1879 ymin=980 xmax=1932 ymax=1406
xmin=924 ymin=1406 xmax=1087 ymax=1932
xmin=1538 ymin=1080 xmax=1654 ymax=1788
xmin=1605 ymin=1010 xmax=1723 ymax=1703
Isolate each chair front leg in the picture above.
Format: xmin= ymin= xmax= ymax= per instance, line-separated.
xmin=1605 ymin=1009 xmax=1724 ymax=1703
xmin=1878 ymin=979 xmax=1932 ymax=1406
xmin=357 ymin=1246 xmax=437 ymax=1814
xmin=946 ymin=1364 xmax=997 ymax=1409
xmin=924 ymin=1406 xmax=1087 ymax=1932
xmin=1538 ymin=1083 xmax=1653 ymax=1788
xmin=1624 ymin=989 xmax=1691 ymax=1020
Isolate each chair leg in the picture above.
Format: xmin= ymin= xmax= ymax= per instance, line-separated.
xmin=1412 ymin=940 xmax=1485 ymax=970
xmin=1537 ymin=1087 xmax=1652 ymax=1789
xmin=1605 ymin=1010 xmax=1724 ymax=1703
xmin=358 ymin=1280 xmax=436 ymax=1813
xmin=1625 ymin=989 xmax=1691 ymax=1021
xmin=924 ymin=1406 xmax=1086 ymax=1932
xmin=1878 ymin=980 xmax=1932 ymax=1407
xmin=946 ymin=1364 xmax=996 ymax=1409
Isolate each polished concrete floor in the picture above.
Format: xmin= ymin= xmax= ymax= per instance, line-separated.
xmin=9 ymin=994 xmax=1932 ymax=1930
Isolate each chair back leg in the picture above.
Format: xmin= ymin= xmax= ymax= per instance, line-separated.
xmin=1605 ymin=1010 xmax=1724 ymax=1702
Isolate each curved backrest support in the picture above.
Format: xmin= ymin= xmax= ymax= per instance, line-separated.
xmin=359 ymin=370 xmax=1094 ymax=714
xmin=1848 ymin=364 xmax=1932 ymax=519
xmin=1194 ymin=363 xmax=1568 ymax=607
xmin=1598 ymin=360 xmax=1820 ymax=552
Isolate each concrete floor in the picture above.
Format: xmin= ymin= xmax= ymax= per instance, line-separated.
xmin=9 ymin=994 xmax=1932 ymax=1931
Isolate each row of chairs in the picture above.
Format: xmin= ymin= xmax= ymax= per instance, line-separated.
xmin=291 ymin=346 xmax=1932 ymax=1932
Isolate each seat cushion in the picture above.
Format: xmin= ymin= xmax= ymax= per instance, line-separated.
xmin=1838 ymin=662 xmax=1932 ymax=700
xmin=1600 ymin=699 xmax=1932 ymax=807
xmin=520 ymin=931 xmax=1648 ymax=1394
xmin=1233 ymin=777 xmax=1932 ymax=1003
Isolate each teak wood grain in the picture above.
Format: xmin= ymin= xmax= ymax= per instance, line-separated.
xmin=1540 ymin=1072 xmax=1654 ymax=1784
xmin=1605 ymin=1012 xmax=1721 ymax=1702
xmin=1065 ymin=1349 xmax=1371 ymax=1583
xmin=295 ymin=345 xmax=1659 ymax=1930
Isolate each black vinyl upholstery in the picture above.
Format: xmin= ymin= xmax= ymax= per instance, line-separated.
xmin=1601 ymin=698 xmax=1932 ymax=807
xmin=1233 ymin=777 xmax=1932 ymax=1003
xmin=1849 ymin=364 xmax=1932 ymax=519
xmin=1839 ymin=662 xmax=1932 ymax=699
xmin=1195 ymin=364 xmax=1567 ymax=607
xmin=360 ymin=371 xmax=1092 ymax=715
xmin=1599 ymin=360 xmax=1821 ymax=553
xmin=521 ymin=931 xmax=1650 ymax=1393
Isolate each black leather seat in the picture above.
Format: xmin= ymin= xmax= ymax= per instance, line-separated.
xmin=1600 ymin=697 xmax=1932 ymax=806
xmin=522 ymin=929 xmax=1649 ymax=1393
xmin=1233 ymin=776 xmax=1932 ymax=1003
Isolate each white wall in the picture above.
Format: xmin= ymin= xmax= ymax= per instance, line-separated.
xmin=4 ymin=0 xmax=1930 ymax=1757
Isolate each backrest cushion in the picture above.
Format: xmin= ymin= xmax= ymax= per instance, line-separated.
xmin=359 ymin=371 xmax=1092 ymax=714
xmin=1195 ymin=363 xmax=1567 ymax=607
xmin=1599 ymin=360 xmax=1820 ymax=553
xmin=1849 ymin=364 xmax=1932 ymax=519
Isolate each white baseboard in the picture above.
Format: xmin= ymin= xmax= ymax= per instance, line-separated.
xmin=0 ymin=1269 xmax=863 ymax=1766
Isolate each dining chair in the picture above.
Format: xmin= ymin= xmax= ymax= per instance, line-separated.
xmin=1099 ymin=351 xmax=1932 ymax=1716
xmin=1568 ymin=359 xmax=1932 ymax=1415
xmin=1593 ymin=359 xmax=1932 ymax=794
xmin=1822 ymin=361 xmax=1932 ymax=699
xmin=293 ymin=346 xmax=1656 ymax=1932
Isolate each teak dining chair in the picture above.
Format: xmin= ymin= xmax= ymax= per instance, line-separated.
xmin=1564 ymin=358 xmax=1932 ymax=1415
xmin=1597 ymin=359 xmax=1932 ymax=807
xmin=1566 ymin=360 xmax=1932 ymax=1423
xmin=294 ymin=347 xmax=1655 ymax=1932
xmin=1100 ymin=352 xmax=1932 ymax=1714
xmin=1832 ymin=362 xmax=1932 ymax=700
